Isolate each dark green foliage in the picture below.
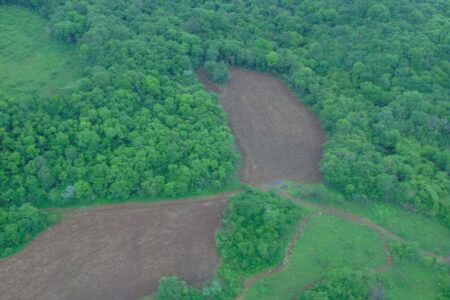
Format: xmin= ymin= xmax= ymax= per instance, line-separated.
xmin=156 ymin=276 xmax=202 ymax=300
xmin=300 ymin=269 xmax=376 ymax=300
xmin=2 ymin=0 xmax=449 ymax=227
xmin=205 ymin=61 xmax=229 ymax=84
xmin=216 ymin=189 xmax=302 ymax=272
xmin=0 ymin=3 xmax=237 ymax=208
xmin=0 ymin=203 xmax=54 ymax=257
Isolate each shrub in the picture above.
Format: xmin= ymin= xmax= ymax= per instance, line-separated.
xmin=216 ymin=188 xmax=303 ymax=272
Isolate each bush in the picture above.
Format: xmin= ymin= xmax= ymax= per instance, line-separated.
xmin=156 ymin=276 xmax=202 ymax=300
xmin=0 ymin=203 xmax=55 ymax=257
xmin=216 ymin=188 xmax=303 ymax=272
xmin=300 ymin=269 xmax=376 ymax=300
xmin=205 ymin=61 xmax=229 ymax=84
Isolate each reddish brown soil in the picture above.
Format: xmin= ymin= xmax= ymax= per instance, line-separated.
xmin=0 ymin=194 xmax=232 ymax=300
xmin=199 ymin=68 xmax=325 ymax=186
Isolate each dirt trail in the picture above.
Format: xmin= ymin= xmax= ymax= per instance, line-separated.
xmin=236 ymin=211 xmax=321 ymax=300
xmin=237 ymin=191 xmax=394 ymax=300
xmin=237 ymin=189 xmax=449 ymax=300
xmin=279 ymin=190 xmax=450 ymax=265
xmin=199 ymin=68 xmax=325 ymax=186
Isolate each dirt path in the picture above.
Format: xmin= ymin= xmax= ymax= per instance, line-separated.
xmin=279 ymin=190 xmax=450 ymax=264
xmin=237 ymin=188 xmax=450 ymax=300
xmin=237 ymin=202 xmax=393 ymax=300
xmin=198 ymin=68 xmax=325 ymax=186
xmin=236 ymin=211 xmax=321 ymax=300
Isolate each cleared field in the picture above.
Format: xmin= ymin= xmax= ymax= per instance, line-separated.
xmin=0 ymin=196 xmax=228 ymax=300
xmin=199 ymin=68 xmax=325 ymax=186
xmin=0 ymin=6 xmax=80 ymax=99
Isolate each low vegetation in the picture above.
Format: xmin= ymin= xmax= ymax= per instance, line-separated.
xmin=385 ymin=242 xmax=450 ymax=300
xmin=0 ymin=6 xmax=80 ymax=99
xmin=300 ymin=269 xmax=378 ymax=300
xmin=291 ymin=183 xmax=450 ymax=256
xmin=245 ymin=215 xmax=387 ymax=300
xmin=239 ymin=184 xmax=450 ymax=300
xmin=155 ymin=276 xmax=203 ymax=300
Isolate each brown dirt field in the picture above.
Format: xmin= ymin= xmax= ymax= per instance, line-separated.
xmin=0 ymin=195 xmax=230 ymax=300
xmin=199 ymin=68 xmax=325 ymax=186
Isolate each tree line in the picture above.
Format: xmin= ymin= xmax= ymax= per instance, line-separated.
xmin=1 ymin=0 xmax=448 ymax=260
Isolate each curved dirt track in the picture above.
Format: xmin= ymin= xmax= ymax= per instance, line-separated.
xmin=199 ymin=68 xmax=325 ymax=186
xmin=237 ymin=193 xmax=393 ymax=300
xmin=238 ymin=189 xmax=450 ymax=300
xmin=0 ymin=193 xmax=234 ymax=300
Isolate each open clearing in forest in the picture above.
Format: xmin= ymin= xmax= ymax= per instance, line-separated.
xmin=244 ymin=214 xmax=387 ymax=300
xmin=0 ymin=6 xmax=80 ymax=99
xmin=199 ymin=68 xmax=325 ymax=186
xmin=238 ymin=186 xmax=450 ymax=300
xmin=0 ymin=195 xmax=228 ymax=300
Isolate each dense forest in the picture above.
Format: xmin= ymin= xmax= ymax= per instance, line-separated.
xmin=1 ymin=0 xmax=448 ymax=227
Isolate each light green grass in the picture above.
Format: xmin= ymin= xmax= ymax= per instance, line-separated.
xmin=245 ymin=215 xmax=387 ymax=300
xmin=0 ymin=5 xmax=81 ymax=99
xmin=288 ymin=183 xmax=450 ymax=256
xmin=383 ymin=259 xmax=444 ymax=300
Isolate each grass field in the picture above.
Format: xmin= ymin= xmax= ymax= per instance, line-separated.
xmin=0 ymin=6 xmax=81 ymax=99
xmin=384 ymin=258 xmax=445 ymax=300
xmin=289 ymin=183 xmax=450 ymax=256
xmin=245 ymin=215 xmax=387 ymax=300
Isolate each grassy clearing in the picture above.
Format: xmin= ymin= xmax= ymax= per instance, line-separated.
xmin=288 ymin=183 xmax=450 ymax=256
xmin=0 ymin=5 xmax=81 ymax=99
xmin=383 ymin=258 xmax=444 ymax=300
xmin=245 ymin=215 xmax=387 ymax=300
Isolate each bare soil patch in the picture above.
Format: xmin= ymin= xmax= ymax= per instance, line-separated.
xmin=0 ymin=195 xmax=229 ymax=300
xmin=199 ymin=68 xmax=325 ymax=186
